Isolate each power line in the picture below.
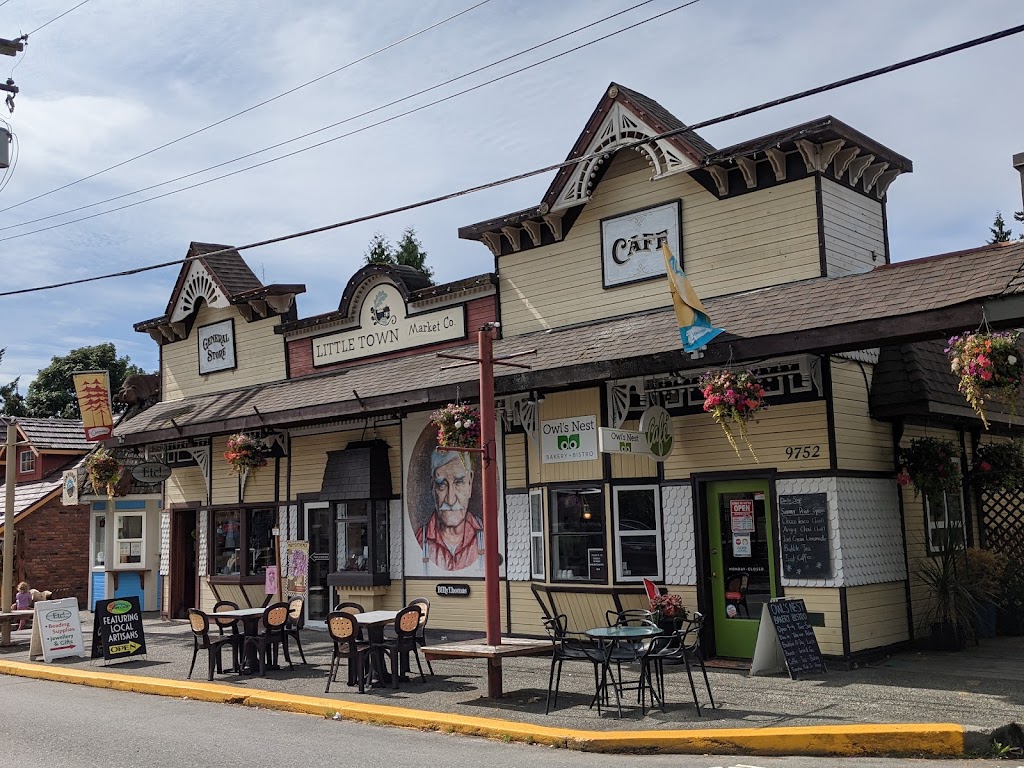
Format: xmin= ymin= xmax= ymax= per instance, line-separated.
xmin=1 ymin=21 xmax=1022 ymax=299
xmin=27 ymin=0 xmax=91 ymax=36
xmin=0 ymin=0 xmax=495 ymax=214
xmin=0 ymin=0 xmax=686 ymax=239
xmin=0 ymin=0 xmax=663 ymax=232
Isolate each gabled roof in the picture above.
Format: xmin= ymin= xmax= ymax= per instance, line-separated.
xmin=113 ymin=241 xmax=1024 ymax=445
xmin=0 ymin=455 xmax=86 ymax=528
xmin=162 ymin=242 xmax=261 ymax=318
xmin=9 ymin=418 xmax=89 ymax=451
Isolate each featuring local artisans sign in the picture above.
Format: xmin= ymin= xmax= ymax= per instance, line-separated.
xmin=92 ymin=596 xmax=147 ymax=662
xmin=778 ymin=493 xmax=831 ymax=579
xmin=600 ymin=200 xmax=681 ymax=287
xmin=313 ymin=282 xmax=466 ymax=366
xmin=197 ymin=319 xmax=236 ymax=374
xmin=541 ymin=416 xmax=598 ymax=463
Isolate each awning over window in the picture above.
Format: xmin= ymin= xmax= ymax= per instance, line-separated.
xmin=319 ymin=440 xmax=391 ymax=501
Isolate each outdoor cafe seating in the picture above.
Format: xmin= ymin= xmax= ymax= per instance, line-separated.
xmin=284 ymin=596 xmax=307 ymax=665
xmin=642 ymin=611 xmax=716 ymax=716
xmin=242 ymin=602 xmax=294 ymax=676
xmin=325 ymin=611 xmax=371 ymax=693
xmin=186 ymin=608 xmax=240 ymax=681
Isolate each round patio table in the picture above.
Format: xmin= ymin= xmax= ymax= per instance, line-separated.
xmin=585 ymin=625 xmax=661 ymax=717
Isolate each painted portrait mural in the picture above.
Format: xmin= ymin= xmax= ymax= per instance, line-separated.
xmin=403 ymin=411 xmax=504 ymax=579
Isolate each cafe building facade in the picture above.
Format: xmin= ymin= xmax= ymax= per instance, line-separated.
xmin=113 ymin=84 xmax=1024 ymax=662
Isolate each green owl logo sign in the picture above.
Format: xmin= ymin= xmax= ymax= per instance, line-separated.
xmin=542 ymin=416 xmax=598 ymax=464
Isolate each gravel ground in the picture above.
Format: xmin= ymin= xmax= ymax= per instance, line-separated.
xmin=2 ymin=616 xmax=1022 ymax=732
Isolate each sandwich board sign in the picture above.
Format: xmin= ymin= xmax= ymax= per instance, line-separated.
xmin=749 ymin=598 xmax=826 ymax=679
xmin=91 ymin=596 xmax=147 ymax=662
xmin=29 ymin=598 xmax=87 ymax=662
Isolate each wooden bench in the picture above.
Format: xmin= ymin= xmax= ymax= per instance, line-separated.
xmin=423 ymin=637 xmax=551 ymax=698
xmin=0 ymin=610 xmax=34 ymax=645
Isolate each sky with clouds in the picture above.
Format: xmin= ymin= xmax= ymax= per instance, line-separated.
xmin=0 ymin=0 xmax=1022 ymax=391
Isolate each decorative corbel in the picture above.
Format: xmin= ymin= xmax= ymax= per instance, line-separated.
xmin=735 ymin=156 xmax=758 ymax=189
xmin=831 ymin=146 xmax=861 ymax=179
xmin=705 ymin=164 xmax=730 ymax=196
xmin=522 ymin=219 xmax=543 ymax=247
xmin=846 ymin=154 xmax=875 ymax=185
xmin=501 ymin=226 xmax=522 ymax=253
xmin=861 ymin=161 xmax=889 ymax=194
xmin=480 ymin=231 xmax=503 ymax=257
xmin=765 ymin=147 xmax=787 ymax=181
xmin=873 ymin=168 xmax=901 ymax=198
xmin=542 ymin=213 xmax=563 ymax=241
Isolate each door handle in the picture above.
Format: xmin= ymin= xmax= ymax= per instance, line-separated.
xmin=711 ymin=548 xmax=718 ymax=555
xmin=711 ymin=571 xmax=718 ymax=578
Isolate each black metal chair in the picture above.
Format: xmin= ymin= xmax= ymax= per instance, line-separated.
xmin=541 ymin=614 xmax=604 ymax=715
xmin=409 ymin=598 xmax=433 ymax=675
xmin=187 ymin=609 xmax=238 ymax=680
xmin=284 ymin=596 xmax=307 ymax=664
xmin=326 ymin=611 xmax=370 ymax=693
xmin=243 ymin=602 xmax=292 ymax=676
xmin=373 ymin=605 xmax=426 ymax=689
xmin=644 ymin=611 xmax=716 ymax=716
xmin=602 ymin=609 xmax=661 ymax=715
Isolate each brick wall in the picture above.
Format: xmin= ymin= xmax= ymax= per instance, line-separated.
xmin=10 ymin=495 xmax=90 ymax=608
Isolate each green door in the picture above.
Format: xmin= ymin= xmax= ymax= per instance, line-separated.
xmin=705 ymin=480 xmax=776 ymax=658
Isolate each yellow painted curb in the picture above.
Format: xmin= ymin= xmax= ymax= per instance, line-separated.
xmin=0 ymin=660 xmax=965 ymax=756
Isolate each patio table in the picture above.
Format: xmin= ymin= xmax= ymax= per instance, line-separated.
xmin=205 ymin=607 xmax=265 ymax=673
xmin=585 ymin=625 xmax=661 ymax=718
xmin=352 ymin=610 xmax=399 ymax=686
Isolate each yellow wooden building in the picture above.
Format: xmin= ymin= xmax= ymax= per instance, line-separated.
xmin=114 ymin=84 xmax=1024 ymax=663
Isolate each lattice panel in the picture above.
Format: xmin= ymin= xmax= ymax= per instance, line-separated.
xmin=982 ymin=488 xmax=1024 ymax=562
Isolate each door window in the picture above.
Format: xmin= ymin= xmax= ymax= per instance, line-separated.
xmin=306 ymin=503 xmax=332 ymax=622
xmin=91 ymin=514 xmax=106 ymax=568
xmin=613 ymin=486 xmax=662 ymax=581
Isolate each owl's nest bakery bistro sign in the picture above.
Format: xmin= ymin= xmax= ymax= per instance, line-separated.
xmin=313 ymin=283 xmax=466 ymax=366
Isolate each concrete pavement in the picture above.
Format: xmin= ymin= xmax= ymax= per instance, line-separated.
xmin=1 ymin=615 xmax=1021 ymax=757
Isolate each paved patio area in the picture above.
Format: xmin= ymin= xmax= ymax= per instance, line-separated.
xmin=2 ymin=615 xmax=1021 ymax=732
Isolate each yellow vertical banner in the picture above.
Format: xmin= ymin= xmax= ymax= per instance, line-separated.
xmin=73 ymin=370 xmax=114 ymax=441
xmin=662 ymin=243 xmax=723 ymax=352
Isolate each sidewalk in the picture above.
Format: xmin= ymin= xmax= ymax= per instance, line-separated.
xmin=1 ymin=615 xmax=1019 ymax=754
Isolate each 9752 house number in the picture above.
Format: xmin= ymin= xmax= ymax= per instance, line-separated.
xmin=785 ymin=445 xmax=821 ymax=460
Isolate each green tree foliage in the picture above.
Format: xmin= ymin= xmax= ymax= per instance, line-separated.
xmin=0 ymin=348 xmax=28 ymax=417
xmin=989 ymin=210 xmax=1013 ymax=244
xmin=24 ymin=343 xmax=146 ymax=419
xmin=363 ymin=227 xmax=434 ymax=281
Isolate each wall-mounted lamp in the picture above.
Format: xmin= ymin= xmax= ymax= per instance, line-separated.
xmin=530 ymin=391 xmax=546 ymax=406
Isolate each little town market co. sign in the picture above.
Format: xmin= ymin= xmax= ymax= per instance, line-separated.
xmin=313 ymin=283 xmax=466 ymax=366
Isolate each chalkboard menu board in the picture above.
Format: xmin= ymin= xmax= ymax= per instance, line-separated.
xmin=779 ymin=493 xmax=831 ymax=579
xmin=767 ymin=598 xmax=826 ymax=677
xmin=92 ymin=596 xmax=147 ymax=662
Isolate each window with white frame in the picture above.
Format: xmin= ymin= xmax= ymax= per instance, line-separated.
xmin=114 ymin=512 xmax=145 ymax=566
xmin=925 ymin=491 xmax=966 ymax=554
xmin=529 ymin=490 xmax=545 ymax=579
xmin=19 ymin=450 xmax=35 ymax=473
xmin=613 ymin=485 xmax=663 ymax=581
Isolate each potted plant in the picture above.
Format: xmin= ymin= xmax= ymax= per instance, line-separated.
xmin=85 ymin=447 xmax=125 ymax=500
xmin=973 ymin=440 xmax=1024 ymax=494
xmin=649 ymin=592 xmax=687 ymax=633
xmin=998 ymin=558 xmax=1024 ymax=636
xmin=917 ymin=526 xmax=976 ymax=651
xmin=699 ymin=369 xmax=767 ymax=461
xmin=897 ymin=437 xmax=962 ymax=499
xmin=964 ymin=547 xmax=1006 ymax=639
xmin=223 ymin=433 xmax=269 ymax=474
xmin=946 ymin=331 xmax=1024 ymax=429
xmin=430 ymin=403 xmax=481 ymax=449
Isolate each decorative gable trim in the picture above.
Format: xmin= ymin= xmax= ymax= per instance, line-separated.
xmin=170 ymin=260 xmax=230 ymax=323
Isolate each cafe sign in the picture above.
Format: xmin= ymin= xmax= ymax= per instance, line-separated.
xmin=598 ymin=406 xmax=674 ymax=461
xmin=600 ymin=200 xmax=681 ymax=288
xmin=313 ymin=283 xmax=466 ymax=367
xmin=197 ymin=319 xmax=236 ymax=374
xmin=541 ymin=416 xmax=598 ymax=463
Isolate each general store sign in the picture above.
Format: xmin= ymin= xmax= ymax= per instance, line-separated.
xmin=197 ymin=319 xmax=236 ymax=374
xmin=600 ymin=200 xmax=681 ymax=287
xmin=541 ymin=416 xmax=598 ymax=463
xmin=313 ymin=283 xmax=465 ymax=366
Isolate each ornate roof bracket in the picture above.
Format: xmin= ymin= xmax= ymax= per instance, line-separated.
xmin=705 ymin=164 xmax=730 ymax=197
xmin=735 ymin=156 xmax=758 ymax=189
xmin=501 ymin=226 xmax=522 ymax=253
xmin=607 ymin=377 xmax=645 ymax=429
xmin=831 ymin=146 xmax=861 ymax=179
xmin=873 ymin=168 xmax=901 ymax=199
xmin=480 ymin=231 xmax=503 ymax=257
xmin=522 ymin=220 xmax=543 ymax=247
xmin=542 ymin=213 xmax=563 ymax=241
xmin=861 ymin=161 xmax=889 ymax=194
xmin=264 ymin=293 xmax=297 ymax=314
xmin=765 ymin=147 xmax=787 ymax=181
xmin=846 ymin=154 xmax=876 ymax=185
xmin=796 ymin=138 xmax=845 ymax=173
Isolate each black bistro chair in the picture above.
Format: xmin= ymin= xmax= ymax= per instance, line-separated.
xmin=408 ymin=598 xmax=434 ymax=675
xmin=541 ymin=614 xmax=605 ymax=715
xmin=644 ymin=611 xmax=716 ymax=715
xmin=373 ymin=605 xmax=426 ymax=689
xmin=326 ymin=611 xmax=371 ymax=693
xmin=187 ymin=609 xmax=239 ymax=681
xmin=284 ymin=596 xmax=307 ymax=665
xmin=211 ymin=600 xmax=241 ymax=638
xmin=335 ymin=601 xmax=366 ymax=640
xmin=602 ymin=609 xmax=661 ymax=715
xmin=243 ymin=602 xmax=293 ymax=676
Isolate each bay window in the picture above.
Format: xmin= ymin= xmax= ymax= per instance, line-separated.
xmin=211 ymin=506 xmax=276 ymax=579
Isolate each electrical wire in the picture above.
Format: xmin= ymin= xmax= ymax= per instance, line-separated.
xmin=0 ymin=0 xmax=689 ymax=238
xmin=27 ymin=0 xmax=90 ymax=36
xmin=0 ymin=0 xmax=496 ymax=215
xmin=1 ymin=21 xmax=1022 ymax=298
xmin=0 ymin=0 xmax=662 ymax=229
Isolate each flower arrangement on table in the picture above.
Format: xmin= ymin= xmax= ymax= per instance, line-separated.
xmin=223 ymin=433 xmax=269 ymax=474
xmin=430 ymin=403 xmax=481 ymax=449
xmin=85 ymin=447 xmax=124 ymax=500
xmin=972 ymin=440 xmax=1024 ymax=493
xmin=699 ymin=369 xmax=767 ymax=461
xmin=946 ymin=331 xmax=1024 ymax=429
xmin=897 ymin=436 xmax=962 ymax=499
xmin=650 ymin=592 xmax=687 ymax=624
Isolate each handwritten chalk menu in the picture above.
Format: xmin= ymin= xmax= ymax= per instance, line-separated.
xmin=750 ymin=599 xmax=826 ymax=679
xmin=92 ymin=596 xmax=147 ymax=662
xmin=30 ymin=598 xmax=86 ymax=662
xmin=778 ymin=493 xmax=831 ymax=579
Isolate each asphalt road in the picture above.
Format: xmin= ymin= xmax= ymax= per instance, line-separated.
xmin=0 ymin=676 xmax=1011 ymax=768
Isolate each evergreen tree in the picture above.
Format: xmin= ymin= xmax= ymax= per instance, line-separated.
xmin=989 ymin=210 xmax=1013 ymax=243
xmin=363 ymin=227 xmax=434 ymax=282
xmin=0 ymin=349 xmax=28 ymax=417
xmin=364 ymin=232 xmax=395 ymax=265
xmin=1016 ymin=210 xmax=1024 ymax=239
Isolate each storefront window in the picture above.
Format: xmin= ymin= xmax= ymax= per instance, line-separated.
xmin=926 ymin=492 xmax=965 ymax=554
xmin=530 ymin=490 xmax=545 ymax=579
xmin=613 ymin=485 xmax=662 ymax=581
xmin=337 ymin=501 xmax=369 ymax=572
xmin=115 ymin=513 xmax=144 ymax=566
xmin=323 ymin=499 xmax=390 ymax=590
xmin=212 ymin=507 xmax=276 ymax=578
xmin=373 ymin=500 xmax=390 ymax=576
xmin=550 ymin=488 xmax=605 ymax=582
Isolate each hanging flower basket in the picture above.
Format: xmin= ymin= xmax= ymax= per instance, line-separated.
xmin=224 ymin=433 xmax=269 ymax=474
xmin=699 ymin=369 xmax=767 ymax=461
xmin=898 ymin=437 xmax=962 ymax=499
xmin=85 ymin=447 xmax=125 ymax=500
xmin=973 ymin=440 xmax=1024 ymax=493
xmin=430 ymin=403 xmax=480 ymax=449
xmin=946 ymin=331 xmax=1024 ymax=429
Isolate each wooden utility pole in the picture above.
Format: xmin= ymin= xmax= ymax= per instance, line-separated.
xmin=2 ymin=421 xmax=18 ymax=646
